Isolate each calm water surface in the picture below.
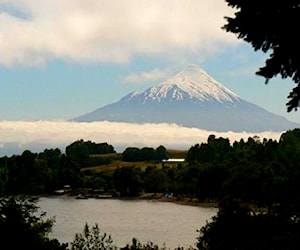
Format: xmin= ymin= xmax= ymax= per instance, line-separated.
xmin=38 ymin=197 xmax=217 ymax=249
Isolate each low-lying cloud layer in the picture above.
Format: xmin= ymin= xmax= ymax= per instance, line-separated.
xmin=0 ymin=121 xmax=283 ymax=156
xmin=0 ymin=0 xmax=237 ymax=66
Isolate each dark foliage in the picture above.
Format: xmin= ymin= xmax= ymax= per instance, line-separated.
xmin=121 ymin=238 xmax=166 ymax=250
xmin=122 ymin=146 xmax=167 ymax=162
xmin=0 ymin=196 xmax=67 ymax=249
xmin=197 ymin=201 xmax=300 ymax=250
xmin=70 ymin=223 xmax=168 ymax=250
xmin=113 ymin=167 xmax=143 ymax=196
xmin=66 ymin=139 xmax=116 ymax=167
xmin=71 ymin=223 xmax=116 ymax=250
xmin=223 ymin=0 xmax=300 ymax=111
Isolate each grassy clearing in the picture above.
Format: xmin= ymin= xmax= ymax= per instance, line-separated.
xmin=82 ymin=160 xmax=161 ymax=173
xmin=82 ymin=149 xmax=188 ymax=173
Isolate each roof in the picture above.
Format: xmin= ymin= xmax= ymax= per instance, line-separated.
xmin=162 ymin=158 xmax=185 ymax=162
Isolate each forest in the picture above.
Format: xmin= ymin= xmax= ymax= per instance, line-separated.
xmin=0 ymin=129 xmax=300 ymax=249
xmin=1 ymin=129 xmax=300 ymax=205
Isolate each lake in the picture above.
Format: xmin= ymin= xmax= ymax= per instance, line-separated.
xmin=38 ymin=197 xmax=218 ymax=249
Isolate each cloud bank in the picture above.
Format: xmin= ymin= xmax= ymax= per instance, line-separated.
xmin=0 ymin=121 xmax=283 ymax=156
xmin=0 ymin=0 xmax=237 ymax=66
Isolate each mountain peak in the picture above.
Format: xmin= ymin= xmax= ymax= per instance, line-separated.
xmin=73 ymin=64 xmax=300 ymax=132
xmin=172 ymin=64 xmax=214 ymax=84
xmin=150 ymin=64 xmax=241 ymax=103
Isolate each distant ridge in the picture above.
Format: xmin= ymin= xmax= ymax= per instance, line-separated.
xmin=73 ymin=64 xmax=300 ymax=132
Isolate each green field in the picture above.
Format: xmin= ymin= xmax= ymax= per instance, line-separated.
xmin=82 ymin=149 xmax=188 ymax=173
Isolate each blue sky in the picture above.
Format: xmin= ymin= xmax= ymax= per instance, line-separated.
xmin=0 ymin=0 xmax=298 ymax=155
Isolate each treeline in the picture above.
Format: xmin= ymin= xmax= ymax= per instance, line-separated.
xmin=1 ymin=129 xmax=300 ymax=211
xmin=65 ymin=140 xmax=116 ymax=167
xmin=122 ymin=145 xmax=167 ymax=162
xmin=0 ymin=140 xmax=117 ymax=194
xmin=0 ymin=139 xmax=169 ymax=195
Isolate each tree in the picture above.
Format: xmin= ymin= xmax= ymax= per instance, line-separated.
xmin=121 ymin=238 xmax=166 ymax=250
xmin=113 ymin=167 xmax=143 ymax=196
xmin=223 ymin=1 xmax=300 ymax=111
xmin=122 ymin=147 xmax=141 ymax=162
xmin=39 ymin=148 xmax=62 ymax=170
xmin=71 ymin=223 xmax=116 ymax=250
xmin=66 ymin=140 xmax=90 ymax=167
xmin=186 ymin=135 xmax=231 ymax=163
xmin=58 ymin=154 xmax=81 ymax=188
xmin=65 ymin=140 xmax=115 ymax=168
xmin=84 ymin=141 xmax=116 ymax=155
xmin=140 ymin=147 xmax=155 ymax=161
xmin=155 ymin=145 xmax=167 ymax=161
xmin=0 ymin=196 xmax=67 ymax=249
xmin=70 ymin=224 xmax=167 ymax=250
xmin=143 ymin=167 xmax=170 ymax=193
xmin=4 ymin=150 xmax=54 ymax=194
xmin=197 ymin=201 xmax=300 ymax=250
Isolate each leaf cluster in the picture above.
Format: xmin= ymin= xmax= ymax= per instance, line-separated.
xmin=223 ymin=0 xmax=300 ymax=111
xmin=0 ymin=196 xmax=67 ymax=249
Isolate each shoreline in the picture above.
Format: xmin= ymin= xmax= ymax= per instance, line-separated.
xmin=137 ymin=193 xmax=219 ymax=208
xmin=42 ymin=192 xmax=219 ymax=208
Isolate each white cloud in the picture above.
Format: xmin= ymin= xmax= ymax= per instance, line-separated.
xmin=121 ymin=68 xmax=170 ymax=84
xmin=0 ymin=121 xmax=283 ymax=155
xmin=0 ymin=0 xmax=238 ymax=67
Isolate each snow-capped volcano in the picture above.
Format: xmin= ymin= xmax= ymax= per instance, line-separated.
xmin=73 ymin=65 xmax=299 ymax=132
xmin=129 ymin=64 xmax=240 ymax=104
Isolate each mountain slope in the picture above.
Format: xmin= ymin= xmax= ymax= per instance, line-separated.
xmin=73 ymin=65 xmax=299 ymax=132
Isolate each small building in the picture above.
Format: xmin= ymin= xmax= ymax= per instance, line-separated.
xmin=162 ymin=158 xmax=185 ymax=167
xmin=162 ymin=158 xmax=185 ymax=163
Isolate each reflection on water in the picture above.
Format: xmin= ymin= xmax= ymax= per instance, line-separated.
xmin=38 ymin=197 xmax=217 ymax=249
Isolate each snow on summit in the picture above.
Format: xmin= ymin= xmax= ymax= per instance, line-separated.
xmin=144 ymin=64 xmax=241 ymax=103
